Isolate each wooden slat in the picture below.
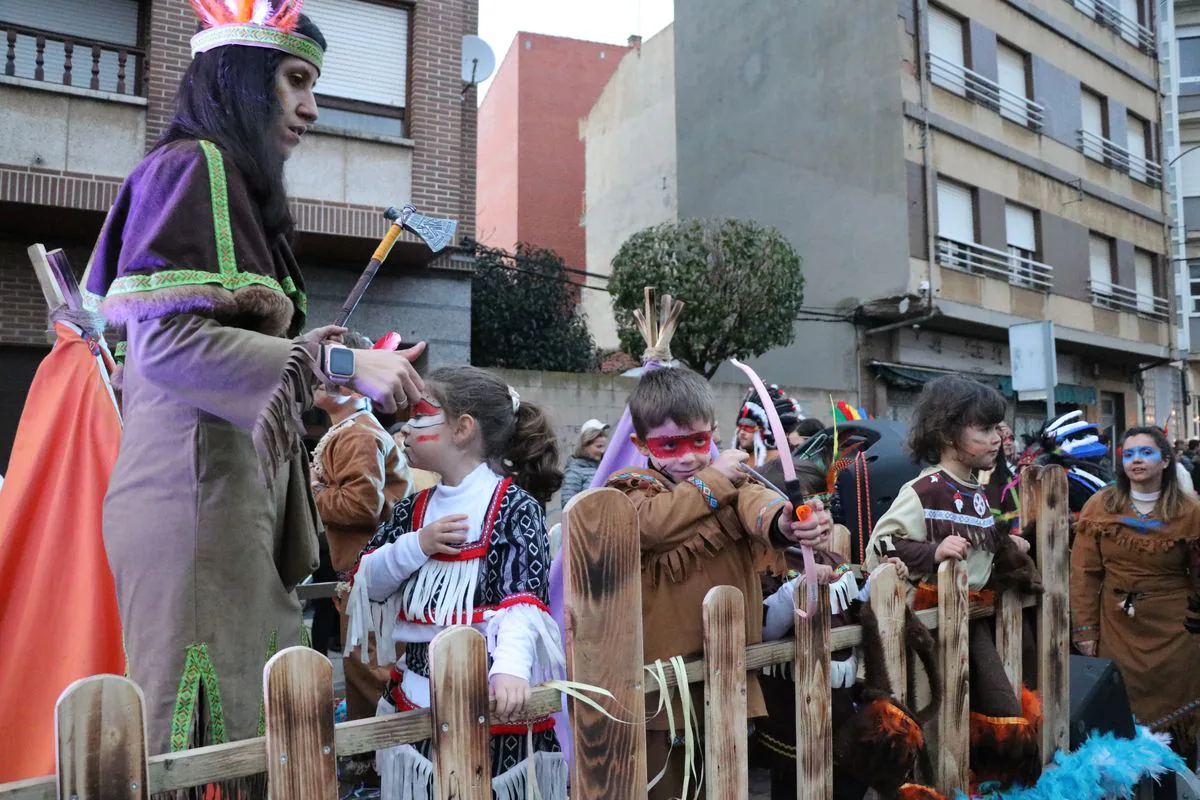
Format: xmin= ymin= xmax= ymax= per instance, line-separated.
xmin=1018 ymin=465 xmax=1041 ymax=532
xmin=996 ymin=590 xmax=1024 ymax=699
xmin=1036 ymin=465 xmax=1070 ymax=763
xmin=55 ymin=675 xmax=148 ymax=800
xmin=702 ymin=586 xmax=748 ymax=800
xmin=0 ymin=596 xmax=1040 ymax=800
xmin=430 ymin=628 xmax=491 ymax=799
xmin=562 ymin=488 xmax=647 ymax=800
xmin=263 ymin=647 xmax=336 ymax=799
xmin=795 ymin=583 xmax=833 ymax=800
xmin=868 ymin=564 xmax=907 ymax=701
xmin=26 ymin=243 xmax=66 ymax=311
xmin=936 ymin=560 xmax=970 ymax=797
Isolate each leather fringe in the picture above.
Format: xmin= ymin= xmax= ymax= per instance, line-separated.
xmin=252 ymin=340 xmax=319 ymax=489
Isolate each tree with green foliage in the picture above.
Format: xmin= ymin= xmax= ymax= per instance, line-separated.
xmin=608 ymin=219 xmax=805 ymax=379
xmin=470 ymin=242 xmax=596 ymax=372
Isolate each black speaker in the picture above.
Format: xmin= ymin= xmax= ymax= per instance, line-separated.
xmin=1069 ymin=654 xmax=1135 ymax=750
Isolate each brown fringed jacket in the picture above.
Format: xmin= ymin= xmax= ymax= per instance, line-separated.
xmin=607 ymin=466 xmax=789 ymax=729
xmin=1071 ymin=491 xmax=1200 ymax=739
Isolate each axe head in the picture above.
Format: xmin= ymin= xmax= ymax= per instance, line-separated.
xmin=385 ymin=205 xmax=458 ymax=253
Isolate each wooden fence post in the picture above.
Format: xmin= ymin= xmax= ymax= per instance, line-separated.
xmin=430 ymin=627 xmax=492 ymax=800
xmin=703 ymin=586 xmax=748 ymax=800
xmin=1036 ymin=465 xmax=1070 ymax=763
xmin=263 ymin=646 xmax=336 ymax=799
xmin=936 ymin=559 xmax=969 ymax=797
xmin=563 ymin=488 xmax=647 ymax=800
xmin=55 ymin=675 xmax=149 ymax=800
xmin=795 ymin=582 xmax=832 ymax=800
xmin=868 ymin=563 xmax=907 ymax=703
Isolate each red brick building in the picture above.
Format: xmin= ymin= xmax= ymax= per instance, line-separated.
xmin=0 ymin=0 xmax=478 ymax=471
xmin=476 ymin=32 xmax=628 ymax=271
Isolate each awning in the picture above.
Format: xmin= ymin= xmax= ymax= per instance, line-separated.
xmin=870 ymin=361 xmax=1098 ymax=406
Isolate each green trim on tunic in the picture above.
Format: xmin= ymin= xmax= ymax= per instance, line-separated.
xmin=169 ymin=642 xmax=229 ymax=751
xmin=256 ymin=629 xmax=281 ymax=737
xmin=103 ymin=141 xmax=307 ymax=316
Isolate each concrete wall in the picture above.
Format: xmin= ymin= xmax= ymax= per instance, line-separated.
xmin=285 ymin=130 xmax=413 ymax=209
xmin=0 ymin=81 xmax=145 ymax=179
xmin=302 ymin=265 xmax=472 ymax=367
xmin=674 ymin=0 xmax=910 ymax=393
xmin=580 ymin=26 xmax=678 ymax=350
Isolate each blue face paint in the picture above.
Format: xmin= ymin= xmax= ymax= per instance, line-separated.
xmin=1122 ymin=446 xmax=1162 ymax=463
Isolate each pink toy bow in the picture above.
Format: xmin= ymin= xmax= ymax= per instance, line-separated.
xmin=731 ymin=359 xmax=819 ymax=617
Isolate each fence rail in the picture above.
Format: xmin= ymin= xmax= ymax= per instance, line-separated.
xmin=936 ymin=236 xmax=1055 ymax=292
xmin=927 ymin=52 xmax=1045 ymax=131
xmin=1089 ymin=277 xmax=1170 ymax=319
xmin=1077 ymin=128 xmax=1163 ymax=186
xmin=0 ymin=467 xmax=1072 ymax=799
xmin=2 ymin=22 xmax=144 ymax=97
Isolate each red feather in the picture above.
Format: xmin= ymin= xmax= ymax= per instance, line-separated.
xmin=267 ymin=0 xmax=303 ymax=32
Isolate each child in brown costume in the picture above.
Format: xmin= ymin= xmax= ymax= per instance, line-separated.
xmin=607 ymin=367 xmax=832 ymax=800
xmin=865 ymin=376 xmax=1043 ymax=791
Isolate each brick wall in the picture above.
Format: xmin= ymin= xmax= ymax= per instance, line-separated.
xmin=143 ymin=0 xmax=194 ymax=147
xmin=0 ymin=236 xmax=94 ymax=346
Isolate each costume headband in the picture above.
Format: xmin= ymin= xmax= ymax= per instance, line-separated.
xmin=189 ymin=0 xmax=324 ymax=72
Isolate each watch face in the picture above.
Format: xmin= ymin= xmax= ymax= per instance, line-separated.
xmin=329 ymin=347 xmax=354 ymax=376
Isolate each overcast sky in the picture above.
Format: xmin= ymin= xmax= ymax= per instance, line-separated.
xmin=475 ymin=0 xmax=673 ymax=100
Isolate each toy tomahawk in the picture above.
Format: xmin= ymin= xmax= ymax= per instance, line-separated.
xmin=335 ymin=204 xmax=458 ymax=327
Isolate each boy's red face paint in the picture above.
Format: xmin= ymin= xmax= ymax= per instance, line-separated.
xmin=642 ymin=430 xmax=713 ymax=459
xmin=415 ymin=434 xmax=440 ymax=443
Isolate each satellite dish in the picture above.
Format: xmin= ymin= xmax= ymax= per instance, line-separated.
xmin=461 ymin=35 xmax=496 ymax=88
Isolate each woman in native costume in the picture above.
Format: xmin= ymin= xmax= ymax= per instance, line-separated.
xmin=81 ymin=0 xmax=425 ymax=773
xmin=342 ymin=366 xmax=567 ymax=799
xmin=1071 ymin=426 xmax=1200 ymax=791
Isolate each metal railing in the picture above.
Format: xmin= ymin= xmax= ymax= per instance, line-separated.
xmin=1066 ymin=0 xmax=1155 ymax=53
xmin=1088 ymin=278 xmax=1169 ymax=319
xmin=936 ymin=236 xmax=1055 ymax=291
xmin=1076 ymin=129 xmax=1163 ymax=186
xmin=927 ymin=52 xmax=1045 ymax=131
xmin=2 ymin=22 xmax=144 ymax=96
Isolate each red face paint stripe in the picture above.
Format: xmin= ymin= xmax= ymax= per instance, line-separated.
xmin=415 ymin=434 xmax=440 ymax=442
xmin=411 ymin=398 xmax=441 ymax=417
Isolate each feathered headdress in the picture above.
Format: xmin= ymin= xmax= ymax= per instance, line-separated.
xmin=189 ymin=0 xmax=324 ymax=71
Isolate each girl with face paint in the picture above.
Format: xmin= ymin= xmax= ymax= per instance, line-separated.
xmin=1071 ymin=426 xmax=1200 ymax=779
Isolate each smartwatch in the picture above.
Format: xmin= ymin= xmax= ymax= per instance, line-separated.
xmin=322 ymin=344 xmax=355 ymax=384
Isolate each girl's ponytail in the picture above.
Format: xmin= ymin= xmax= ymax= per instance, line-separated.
xmin=504 ymin=400 xmax=563 ymax=505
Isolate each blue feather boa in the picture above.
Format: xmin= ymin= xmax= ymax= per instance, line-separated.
xmin=957 ymin=726 xmax=1186 ymax=800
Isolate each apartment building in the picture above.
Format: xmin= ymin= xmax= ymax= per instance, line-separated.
xmin=584 ymin=0 xmax=1176 ymax=438
xmin=0 ymin=0 xmax=477 ymax=470
xmin=1166 ymin=0 xmax=1200 ymax=438
xmin=476 ymin=32 xmax=628 ymax=271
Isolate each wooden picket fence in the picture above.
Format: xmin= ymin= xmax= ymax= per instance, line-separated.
xmin=0 ymin=466 xmax=1070 ymax=800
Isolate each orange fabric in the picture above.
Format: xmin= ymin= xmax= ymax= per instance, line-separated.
xmin=0 ymin=323 xmax=124 ymax=782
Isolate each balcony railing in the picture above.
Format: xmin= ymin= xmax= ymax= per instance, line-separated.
xmin=1065 ymin=0 xmax=1155 ymax=53
xmin=1088 ymin=278 xmax=1169 ymax=319
xmin=1076 ymin=129 xmax=1163 ymax=186
xmin=2 ymin=23 xmax=144 ymax=97
xmin=936 ymin=236 xmax=1055 ymax=292
xmin=927 ymin=53 xmax=1045 ymax=131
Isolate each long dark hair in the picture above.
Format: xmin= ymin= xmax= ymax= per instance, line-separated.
xmin=426 ymin=366 xmax=564 ymax=504
xmin=1101 ymin=426 xmax=1192 ymax=520
xmin=156 ymin=15 xmax=326 ymax=240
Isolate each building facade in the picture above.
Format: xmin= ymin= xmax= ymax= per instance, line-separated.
xmin=585 ymin=0 xmax=1176 ymax=440
xmin=0 ymin=0 xmax=477 ymax=471
xmin=476 ymin=32 xmax=628 ymax=270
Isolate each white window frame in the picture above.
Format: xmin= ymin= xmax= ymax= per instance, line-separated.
xmin=1080 ymin=89 xmax=1106 ymax=161
xmin=1180 ymin=31 xmax=1200 ymax=84
xmin=929 ymin=6 xmax=966 ymax=96
xmin=1134 ymin=249 xmax=1155 ymax=313
xmin=1127 ymin=112 xmax=1149 ymax=182
xmin=1089 ymin=234 xmax=1114 ymax=297
xmin=996 ymin=43 xmax=1030 ymax=126
xmin=1005 ymin=202 xmax=1038 ymax=288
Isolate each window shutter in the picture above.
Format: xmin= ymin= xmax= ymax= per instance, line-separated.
xmin=1127 ymin=114 xmax=1147 ymax=181
xmin=1081 ymin=91 xmax=1104 ymax=136
xmin=1089 ymin=235 xmax=1113 ymax=293
xmin=996 ymin=44 xmax=1028 ymax=124
xmin=0 ymin=0 xmax=140 ymax=46
xmin=1181 ymin=150 xmax=1200 ymax=196
xmin=936 ymin=180 xmax=975 ymax=243
xmin=1134 ymin=250 xmax=1155 ymax=311
xmin=929 ymin=7 xmax=965 ymax=96
xmin=303 ymin=0 xmax=409 ymax=108
xmin=1005 ymin=204 xmax=1036 ymax=251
